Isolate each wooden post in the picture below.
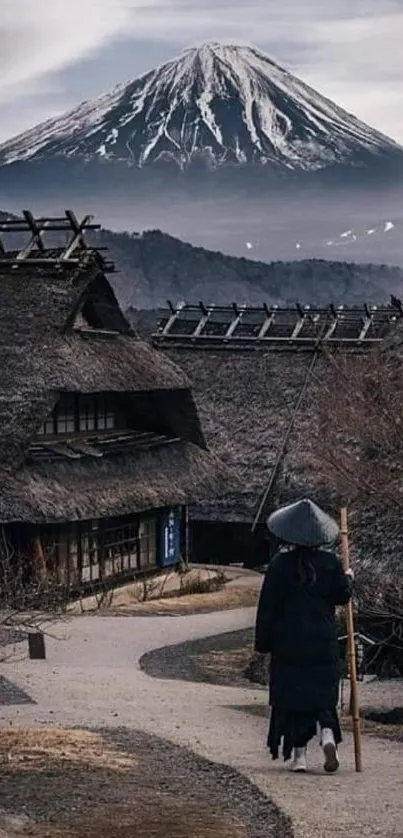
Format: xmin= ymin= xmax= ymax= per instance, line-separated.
xmin=33 ymin=535 xmax=47 ymax=584
xmin=184 ymin=505 xmax=190 ymax=568
xmin=340 ymin=507 xmax=363 ymax=772
xmin=28 ymin=632 xmax=46 ymax=660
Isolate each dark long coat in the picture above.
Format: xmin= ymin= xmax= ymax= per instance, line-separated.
xmin=254 ymin=548 xmax=352 ymax=711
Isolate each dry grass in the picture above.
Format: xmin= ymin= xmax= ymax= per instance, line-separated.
xmin=124 ymin=585 xmax=258 ymax=615
xmin=91 ymin=584 xmax=258 ymax=616
xmin=342 ymin=713 xmax=403 ymax=743
xmin=67 ymin=568 xmax=256 ymax=616
xmin=0 ymin=728 xmax=135 ymax=773
xmin=0 ymin=728 xmax=247 ymax=838
xmin=195 ymin=647 xmax=254 ymax=681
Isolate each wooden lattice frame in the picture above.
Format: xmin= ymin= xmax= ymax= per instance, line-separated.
xmin=152 ymin=300 xmax=403 ymax=349
xmin=0 ymin=209 xmax=114 ymax=270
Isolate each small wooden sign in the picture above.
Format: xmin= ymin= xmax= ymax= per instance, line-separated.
xmin=28 ymin=632 xmax=46 ymax=660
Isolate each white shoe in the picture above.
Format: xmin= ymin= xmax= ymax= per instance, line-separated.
xmin=321 ymin=728 xmax=340 ymax=774
xmin=290 ymin=747 xmax=307 ymax=773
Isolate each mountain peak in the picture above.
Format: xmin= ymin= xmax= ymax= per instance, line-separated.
xmin=0 ymin=42 xmax=400 ymax=172
xmin=181 ymin=41 xmax=272 ymax=59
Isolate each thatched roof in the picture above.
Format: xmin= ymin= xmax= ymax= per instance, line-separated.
xmin=0 ymin=217 xmax=234 ymax=521
xmin=151 ymin=347 xmax=403 ymax=571
xmin=163 ymin=347 xmax=317 ymax=523
xmin=0 ymin=257 xmax=196 ymax=466
xmin=0 ymin=442 xmax=230 ymax=524
xmin=147 ymin=302 xmax=403 ymax=526
xmin=136 ymin=300 xmax=403 ymax=570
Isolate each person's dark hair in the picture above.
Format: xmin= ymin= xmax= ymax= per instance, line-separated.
xmin=295 ymin=546 xmax=317 ymax=587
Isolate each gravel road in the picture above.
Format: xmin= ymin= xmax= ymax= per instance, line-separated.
xmin=2 ymin=600 xmax=403 ymax=838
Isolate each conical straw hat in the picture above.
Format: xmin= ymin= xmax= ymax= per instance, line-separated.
xmin=266 ymin=498 xmax=339 ymax=547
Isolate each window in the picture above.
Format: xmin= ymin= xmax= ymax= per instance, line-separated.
xmin=37 ymin=514 xmax=155 ymax=589
xmin=81 ymin=520 xmax=100 ymax=582
xmin=103 ymin=519 xmax=139 ymax=576
xmin=97 ymin=396 xmax=115 ymax=430
xmin=69 ymin=533 xmax=79 ymax=584
xmin=38 ymin=393 xmax=118 ymax=437
xmin=40 ymin=417 xmax=55 ymax=436
xmin=82 ymin=395 xmax=115 ymax=432
xmin=79 ymin=396 xmax=96 ymax=432
xmin=139 ymin=518 xmax=157 ymax=569
xmin=40 ymin=523 xmax=80 ymax=586
xmin=56 ymin=394 xmax=75 ymax=435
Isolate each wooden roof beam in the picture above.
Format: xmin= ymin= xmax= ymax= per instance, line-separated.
xmin=192 ymin=303 xmax=215 ymax=337
xmin=68 ymin=441 xmax=103 ymax=458
xmin=358 ymin=314 xmax=374 ymax=341
xmin=161 ymin=300 xmax=185 ymax=335
xmin=324 ymin=309 xmax=340 ymax=341
xmin=60 ymin=210 xmax=93 ymax=260
xmin=0 ymin=210 xmax=111 ymax=268
xmin=291 ymin=306 xmax=308 ymax=339
xmin=0 ymin=214 xmax=100 ymax=232
xmin=0 ymin=257 xmax=100 ymax=268
xmin=257 ymin=305 xmax=276 ymax=339
xmin=224 ymin=304 xmax=246 ymax=339
xmin=15 ymin=211 xmax=50 ymax=261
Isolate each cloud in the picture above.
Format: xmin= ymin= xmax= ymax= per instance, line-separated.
xmin=282 ymin=11 xmax=403 ymax=141
xmin=0 ymin=0 xmax=163 ymax=101
xmin=0 ymin=0 xmax=402 ymax=142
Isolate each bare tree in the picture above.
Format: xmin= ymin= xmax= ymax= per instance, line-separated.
xmin=0 ymin=528 xmax=68 ymax=661
xmin=307 ymin=345 xmax=403 ymax=676
xmin=310 ymin=347 xmax=403 ymax=512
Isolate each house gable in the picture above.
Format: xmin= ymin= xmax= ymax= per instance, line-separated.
xmin=68 ymin=273 xmax=132 ymax=336
xmin=0 ymin=212 xmax=210 ymax=504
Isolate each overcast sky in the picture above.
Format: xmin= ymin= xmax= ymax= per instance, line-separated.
xmin=0 ymin=0 xmax=402 ymax=144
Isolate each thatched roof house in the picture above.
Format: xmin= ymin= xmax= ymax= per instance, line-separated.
xmin=149 ymin=301 xmax=403 ymax=564
xmin=0 ymin=213 xmax=230 ymax=597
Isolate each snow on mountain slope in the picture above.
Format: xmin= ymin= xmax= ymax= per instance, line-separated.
xmin=0 ymin=42 xmax=401 ymax=172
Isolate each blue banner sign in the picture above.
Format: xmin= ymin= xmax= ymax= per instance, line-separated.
xmin=160 ymin=507 xmax=181 ymax=566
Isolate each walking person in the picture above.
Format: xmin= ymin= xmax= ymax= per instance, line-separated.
xmin=254 ymin=498 xmax=353 ymax=773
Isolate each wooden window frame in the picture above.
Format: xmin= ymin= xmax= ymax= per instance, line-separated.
xmin=38 ymin=393 xmax=118 ymax=437
xmin=102 ymin=519 xmax=140 ymax=577
xmin=139 ymin=517 xmax=157 ymax=569
xmin=38 ymin=513 xmax=159 ymax=588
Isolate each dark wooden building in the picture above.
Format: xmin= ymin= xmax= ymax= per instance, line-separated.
xmin=149 ymin=301 xmax=402 ymax=566
xmin=0 ymin=213 xmax=231 ymax=599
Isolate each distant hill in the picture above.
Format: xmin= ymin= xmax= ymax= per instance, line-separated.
xmin=1 ymin=210 xmax=402 ymax=309
xmin=96 ymin=228 xmax=403 ymax=310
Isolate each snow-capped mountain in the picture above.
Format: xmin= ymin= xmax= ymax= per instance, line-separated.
xmin=0 ymin=42 xmax=401 ymax=172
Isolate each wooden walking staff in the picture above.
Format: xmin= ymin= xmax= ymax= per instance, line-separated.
xmin=340 ymin=507 xmax=363 ymax=773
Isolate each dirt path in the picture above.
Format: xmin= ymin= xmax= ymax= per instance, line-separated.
xmin=2 ymin=599 xmax=403 ymax=837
